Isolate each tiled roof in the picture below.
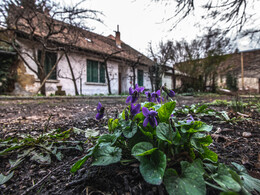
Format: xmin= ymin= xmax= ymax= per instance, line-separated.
xmin=8 ymin=6 xmax=153 ymax=66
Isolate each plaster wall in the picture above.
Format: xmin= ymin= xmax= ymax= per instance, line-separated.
xmin=16 ymin=39 xmax=120 ymax=95
xmin=162 ymin=75 xmax=173 ymax=89
xmin=238 ymin=77 xmax=259 ymax=93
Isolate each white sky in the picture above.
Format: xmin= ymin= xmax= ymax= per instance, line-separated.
xmin=66 ymin=0 xmax=260 ymax=56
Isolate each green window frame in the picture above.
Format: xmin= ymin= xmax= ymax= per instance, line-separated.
xmin=87 ymin=59 xmax=106 ymax=83
xmin=137 ymin=69 xmax=144 ymax=86
xmin=38 ymin=50 xmax=57 ymax=80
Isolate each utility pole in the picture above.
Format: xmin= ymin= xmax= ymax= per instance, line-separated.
xmin=241 ymin=52 xmax=245 ymax=91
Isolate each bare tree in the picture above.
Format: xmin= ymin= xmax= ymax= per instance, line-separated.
xmin=174 ymin=29 xmax=233 ymax=92
xmin=148 ymin=41 xmax=175 ymax=91
xmin=151 ymin=0 xmax=260 ymax=43
xmin=0 ymin=0 xmax=102 ymax=95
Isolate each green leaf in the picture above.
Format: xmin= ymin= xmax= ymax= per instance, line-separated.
xmin=231 ymin=162 xmax=260 ymax=193
xmin=220 ymin=192 xmax=239 ymax=195
xmin=212 ymin=163 xmax=241 ymax=192
xmin=181 ymin=121 xmax=212 ymax=133
xmin=164 ymin=161 xmax=206 ymax=195
xmin=84 ymin=129 xmax=100 ymax=138
xmin=30 ymin=151 xmax=51 ymax=164
xmin=70 ymin=154 xmax=90 ymax=173
xmin=0 ymin=144 xmax=24 ymax=155
xmin=9 ymin=158 xmax=24 ymax=169
xmin=156 ymin=123 xmax=174 ymax=144
xmin=108 ymin=119 xmax=119 ymax=132
xmin=195 ymin=105 xmax=208 ymax=114
xmin=133 ymin=112 xmax=145 ymax=121
xmin=122 ymin=121 xmax=138 ymax=138
xmin=201 ymin=146 xmax=218 ymax=162
xmin=139 ymin=150 xmax=166 ymax=185
xmin=157 ymin=101 xmax=176 ymax=123
xmin=98 ymin=134 xmax=118 ymax=146
xmin=152 ymin=104 xmax=162 ymax=111
xmin=131 ymin=142 xmax=156 ymax=161
xmin=191 ymin=133 xmax=213 ymax=153
xmin=0 ymin=171 xmax=14 ymax=185
xmin=141 ymin=102 xmax=156 ymax=109
xmin=91 ymin=145 xmax=122 ymax=166
xmin=139 ymin=126 xmax=153 ymax=139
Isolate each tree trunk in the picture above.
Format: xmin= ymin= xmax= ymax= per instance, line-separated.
xmin=104 ymin=60 xmax=111 ymax=94
xmin=65 ymin=52 xmax=79 ymax=95
xmin=172 ymin=68 xmax=176 ymax=90
xmin=132 ymin=66 xmax=136 ymax=88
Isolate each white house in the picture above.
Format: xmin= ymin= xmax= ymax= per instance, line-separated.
xmin=8 ymin=6 xmax=156 ymax=96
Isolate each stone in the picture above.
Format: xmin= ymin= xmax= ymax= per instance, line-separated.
xmin=242 ymin=132 xmax=252 ymax=138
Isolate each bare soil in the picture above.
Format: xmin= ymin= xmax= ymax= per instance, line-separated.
xmin=0 ymin=96 xmax=259 ymax=195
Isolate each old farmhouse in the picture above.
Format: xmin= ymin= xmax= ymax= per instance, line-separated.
xmin=2 ymin=5 xmax=175 ymax=96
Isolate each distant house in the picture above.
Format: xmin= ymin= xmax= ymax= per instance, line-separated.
xmin=217 ymin=48 xmax=260 ymax=93
xmin=5 ymin=6 xmax=160 ymax=96
xmin=173 ymin=49 xmax=260 ymax=94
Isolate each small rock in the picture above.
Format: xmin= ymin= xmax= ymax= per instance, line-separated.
xmin=51 ymin=175 xmax=57 ymax=180
xmin=242 ymin=132 xmax=252 ymax=138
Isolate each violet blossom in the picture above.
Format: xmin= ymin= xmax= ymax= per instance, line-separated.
xmin=145 ymin=91 xmax=153 ymax=102
xmin=126 ymin=84 xmax=144 ymax=104
xmin=96 ymin=102 xmax=105 ymax=120
xmin=162 ymin=86 xmax=175 ymax=100
xmin=130 ymin=103 xmax=141 ymax=119
xmin=186 ymin=115 xmax=194 ymax=123
xmin=142 ymin=107 xmax=158 ymax=128
xmin=152 ymin=90 xmax=164 ymax=103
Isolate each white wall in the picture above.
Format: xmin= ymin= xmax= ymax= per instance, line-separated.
xmin=17 ymin=39 xmax=120 ymax=95
xmin=162 ymin=75 xmax=173 ymax=89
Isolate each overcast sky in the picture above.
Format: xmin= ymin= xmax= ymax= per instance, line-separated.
xmin=65 ymin=0 xmax=260 ymax=56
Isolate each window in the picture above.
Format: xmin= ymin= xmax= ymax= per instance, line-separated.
xmin=137 ymin=69 xmax=144 ymax=86
xmin=87 ymin=59 xmax=106 ymax=83
xmin=38 ymin=50 xmax=57 ymax=80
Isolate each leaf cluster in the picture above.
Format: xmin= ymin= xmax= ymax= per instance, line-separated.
xmin=71 ymin=99 xmax=260 ymax=194
xmin=0 ymin=128 xmax=83 ymax=184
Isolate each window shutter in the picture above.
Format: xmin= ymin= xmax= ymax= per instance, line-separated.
xmin=38 ymin=50 xmax=57 ymax=80
xmin=138 ymin=69 xmax=143 ymax=86
xmin=47 ymin=52 xmax=57 ymax=80
xmin=92 ymin=61 xmax=98 ymax=82
xmin=87 ymin=60 xmax=92 ymax=82
xmin=100 ymin=63 xmax=105 ymax=83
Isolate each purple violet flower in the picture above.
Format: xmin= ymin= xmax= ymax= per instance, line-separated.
xmin=186 ymin=115 xmax=194 ymax=123
xmin=130 ymin=103 xmax=141 ymax=119
xmin=96 ymin=102 xmax=104 ymax=120
xmin=145 ymin=91 xmax=153 ymax=102
xmin=152 ymin=90 xmax=164 ymax=103
xmin=126 ymin=84 xmax=145 ymax=104
xmin=142 ymin=107 xmax=158 ymax=128
xmin=162 ymin=86 xmax=175 ymax=100
xmin=168 ymin=90 xmax=175 ymax=97
xmin=135 ymin=83 xmax=144 ymax=93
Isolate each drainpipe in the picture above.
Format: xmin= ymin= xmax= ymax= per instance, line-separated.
xmin=241 ymin=52 xmax=245 ymax=91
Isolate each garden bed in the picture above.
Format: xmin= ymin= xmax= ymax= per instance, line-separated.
xmin=0 ymin=96 xmax=259 ymax=194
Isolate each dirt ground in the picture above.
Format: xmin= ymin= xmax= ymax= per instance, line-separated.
xmin=0 ymin=96 xmax=259 ymax=195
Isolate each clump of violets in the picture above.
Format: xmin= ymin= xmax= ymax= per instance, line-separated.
xmin=152 ymin=90 xmax=164 ymax=103
xmin=126 ymin=84 xmax=144 ymax=104
xmin=142 ymin=107 xmax=158 ymax=128
xmin=96 ymin=102 xmax=105 ymax=120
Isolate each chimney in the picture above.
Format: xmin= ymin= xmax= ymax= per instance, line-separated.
xmin=115 ymin=25 xmax=121 ymax=47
